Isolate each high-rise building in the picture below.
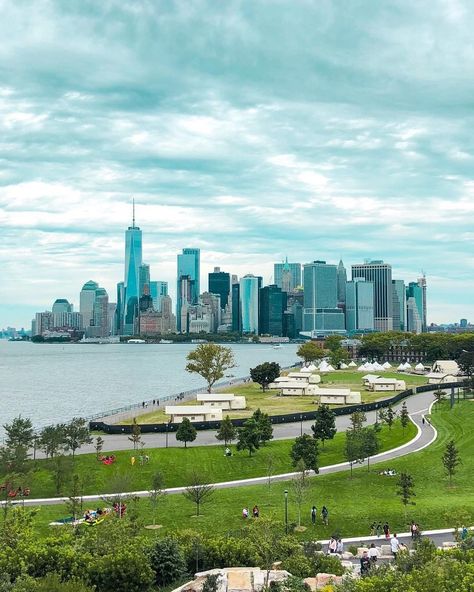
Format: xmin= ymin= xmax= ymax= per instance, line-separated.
xmin=392 ymin=280 xmax=407 ymax=332
xmin=90 ymin=287 xmax=109 ymax=337
xmin=259 ymin=285 xmax=287 ymax=336
xmin=274 ymin=259 xmax=301 ymax=292
xmin=302 ymin=261 xmax=344 ymax=333
xmin=239 ymin=275 xmax=261 ymax=334
xmin=123 ymin=204 xmax=143 ymax=335
xmin=139 ymin=263 xmax=150 ymax=297
xmin=351 ymin=260 xmax=393 ymax=332
xmin=149 ymin=281 xmax=168 ymax=312
xmin=34 ymin=311 xmax=54 ymax=336
xmin=337 ymin=260 xmax=347 ymax=305
xmin=53 ymin=311 xmax=83 ymax=330
xmin=115 ymin=282 xmax=125 ymax=335
xmin=176 ymin=248 xmax=200 ymax=331
xmin=231 ymin=283 xmax=241 ymax=333
xmin=80 ymin=280 xmax=99 ymax=330
xmin=200 ymin=292 xmax=222 ymax=333
xmin=345 ymin=278 xmax=374 ymax=332
xmin=406 ymin=282 xmax=423 ymax=334
xmin=208 ymin=267 xmax=230 ymax=309
xmin=52 ymin=299 xmax=73 ymax=314
xmin=417 ymin=275 xmax=427 ymax=332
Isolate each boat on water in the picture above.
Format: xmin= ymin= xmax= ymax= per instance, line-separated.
xmin=272 ymin=344 xmax=283 ymax=349
xmin=127 ymin=339 xmax=146 ymax=344
xmin=160 ymin=339 xmax=173 ymax=344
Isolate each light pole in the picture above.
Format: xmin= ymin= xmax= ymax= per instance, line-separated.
xmin=165 ymin=420 xmax=171 ymax=448
xmin=284 ymin=489 xmax=289 ymax=534
xmin=300 ymin=414 xmax=303 ymax=436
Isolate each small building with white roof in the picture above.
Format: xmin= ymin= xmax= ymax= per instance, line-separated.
xmin=425 ymin=373 xmax=459 ymax=385
xmin=366 ymin=378 xmax=406 ymax=392
xmin=432 ymin=360 xmax=460 ymax=375
xmin=165 ymin=405 xmax=223 ymax=423
xmin=196 ymin=393 xmax=246 ymax=410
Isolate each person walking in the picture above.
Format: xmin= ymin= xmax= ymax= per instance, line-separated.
xmin=311 ymin=506 xmax=317 ymax=525
xmin=321 ymin=506 xmax=329 ymax=525
xmin=252 ymin=505 xmax=259 ymax=518
xmin=383 ymin=522 xmax=390 ymax=539
xmin=390 ymin=533 xmax=400 ymax=560
xmin=328 ymin=537 xmax=337 ymax=554
xmin=375 ymin=522 xmax=382 ymax=538
xmin=368 ymin=543 xmax=379 ymax=566
xmin=336 ymin=538 xmax=343 ymax=554
xmin=360 ymin=551 xmax=371 ymax=577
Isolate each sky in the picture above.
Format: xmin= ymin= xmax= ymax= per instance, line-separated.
xmin=0 ymin=0 xmax=473 ymax=328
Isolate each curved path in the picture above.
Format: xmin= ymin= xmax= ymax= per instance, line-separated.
xmin=18 ymin=396 xmax=437 ymax=507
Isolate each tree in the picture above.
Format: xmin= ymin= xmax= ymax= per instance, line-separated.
xmin=52 ymin=454 xmax=73 ymax=495
xmin=65 ymin=474 xmax=84 ymax=522
xmin=442 ymin=440 xmax=461 ymax=485
xmin=175 ymin=417 xmax=197 ymax=448
xmin=399 ymin=402 xmax=410 ymax=433
xmin=63 ymin=418 xmax=92 ymax=461
xmin=397 ymin=472 xmax=416 ymax=517
xmin=361 ymin=427 xmax=380 ymax=471
xmin=383 ymin=404 xmax=396 ymax=430
xmin=311 ymin=404 xmax=336 ymax=447
xmin=202 ymin=574 xmax=220 ymax=592
xmin=252 ymin=408 xmax=273 ymax=445
xmin=150 ymin=537 xmax=187 ymax=587
xmin=458 ymin=350 xmax=474 ymax=379
xmin=325 ymin=335 xmax=344 ymax=352
xmin=128 ymin=418 xmax=142 ymax=450
xmin=291 ymin=460 xmax=309 ymax=528
xmin=236 ymin=418 xmax=261 ymax=456
xmin=215 ymin=415 xmax=237 ymax=446
xmin=434 ymin=390 xmax=446 ymax=406
xmin=250 ymin=362 xmax=281 ymax=391
xmin=101 ymin=473 xmax=133 ymax=518
xmin=185 ymin=343 xmax=235 ymax=392
xmin=3 ymin=416 xmax=34 ymax=450
xmin=296 ymin=342 xmax=326 ymax=363
xmin=182 ymin=472 xmax=215 ymax=516
xmin=290 ymin=434 xmax=319 ymax=473
xmin=349 ymin=410 xmax=366 ymax=431
xmin=329 ymin=348 xmax=349 ymax=369
xmin=266 ymin=455 xmax=275 ymax=490
xmin=94 ymin=436 xmax=104 ymax=460
xmin=149 ymin=471 xmax=166 ymax=526
xmin=344 ymin=429 xmax=365 ymax=478
xmin=39 ymin=424 xmax=66 ymax=459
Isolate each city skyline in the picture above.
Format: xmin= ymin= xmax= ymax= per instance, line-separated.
xmin=1 ymin=2 xmax=473 ymax=327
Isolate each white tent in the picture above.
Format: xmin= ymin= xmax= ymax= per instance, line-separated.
xmin=307 ymin=363 xmax=318 ymax=372
xmin=403 ymin=362 xmax=412 ymax=369
xmin=415 ymin=363 xmax=425 ymax=371
xmin=300 ymin=366 xmax=312 ymax=373
xmin=358 ymin=365 xmax=367 ymax=371
xmin=397 ymin=363 xmax=405 ymax=371
xmin=364 ymin=363 xmax=376 ymax=371
xmin=348 ymin=361 xmax=357 ymax=367
xmin=326 ymin=364 xmax=336 ymax=372
xmin=340 ymin=362 xmax=349 ymax=369
xmin=372 ymin=362 xmax=385 ymax=371
xmin=382 ymin=362 xmax=392 ymax=369
xmin=362 ymin=374 xmax=379 ymax=382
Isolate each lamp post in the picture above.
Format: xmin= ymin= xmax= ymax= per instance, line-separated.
xmin=300 ymin=414 xmax=303 ymax=436
xmin=284 ymin=489 xmax=289 ymax=534
xmin=165 ymin=420 xmax=171 ymax=448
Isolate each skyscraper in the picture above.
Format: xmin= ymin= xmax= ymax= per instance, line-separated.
xmin=149 ymin=281 xmax=168 ymax=312
xmin=139 ymin=263 xmax=150 ymax=297
xmin=176 ymin=248 xmax=200 ymax=331
xmin=52 ymin=299 xmax=73 ymax=314
xmin=259 ymin=285 xmax=287 ymax=336
xmin=351 ymin=260 xmax=393 ymax=332
xmin=337 ymin=260 xmax=347 ymax=305
xmin=274 ymin=259 xmax=301 ymax=292
xmin=302 ymin=261 xmax=344 ymax=333
xmin=345 ymin=278 xmax=374 ymax=332
xmin=91 ymin=287 xmax=109 ymax=337
xmin=417 ymin=275 xmax=427 ymax=332
xmin=406 ymin=281 xmax=424 ymax=334
xmin=239 ymin=275 xmax=261 ymax=334
xmin=231 ymin=283 xmax=241 ymax=333
xmin=80 ymin=280 xmax=99 ymax=330
xmin=123 ymin=203 xmax=143 ymax=335
xmin=208 ymin=267 xmax=230 ymax=309
xmin=392 ymin=279 xmax=407 ymax=331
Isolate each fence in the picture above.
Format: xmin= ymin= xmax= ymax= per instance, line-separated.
xmin=89 ymin=381 xmax=461 ymax=434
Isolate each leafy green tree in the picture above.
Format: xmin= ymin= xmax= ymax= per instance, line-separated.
xmin=63 ymin=418 xmax=92 ymax=461
xmin=39 ymin=424 xmax=66 ymax=459
xmin=182 ymin=472 xmax=215 ymax=516
xmin=150 ymin=537 xmax=187 ymax=587
xmin=324 ymin=335 xmax=344 ymax=352
xmin=185 ymin=343 xmax=235 ymax=392
xmin=3 ymin=416 xmax=34 ymax=450
xmin=250 ymin=362 xmax=281 ymax=391
xmin=291 ymin=460 xmax=309 ymax=527
xmin=90 ymin=546 xmax=155 ymax=592
xmin=344 ymin=429 xmax=365 ymax=478
xmin=175 ymin=417 xmax=197 ymax=448
xmin=215 ymin=415 xmax=237 ymax=446
xmin=290 ymin=434 xmax=319 ymax=473
xmin=202 ymin=574 xmax=220 ymax=592
xmin=442 ymin=439 xmax=461 ymax=485
xmin=296 ymin=341 xmax=326 ymax=363
xmin=311 ymin=404 xmax=336 ymax=447
xmin=236 ymin=418 xmax=261 ymax=456
xmin=252 ymin=408 xmax=273 ymax=445
xmin=65 ymin=474 xmax=83 ymax=522
xmin=52 ymin=455 xmax=73 ymax=495
xmin=361 ymin=427 xmax=380 ymax=471
xmin=399 ymin=402 xmax=410 ymax=432
xmin=329 ymin=348 xmax=349 ymax=369
xmin=128 ymin=418 xmax=142 ymax=450
xmin=383 ymin=404 xmax=396 ymax=430
xmin=458 ymin=350 xmax=474 ymax=379
xmin=349 ymin=410 xmax=366 ymax=431
xmin=397 ymin=472 xmax=416 ymax=517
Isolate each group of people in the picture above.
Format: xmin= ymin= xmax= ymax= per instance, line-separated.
xmin=327 ymin=536 xmax=343 ymax=554
xmin=83 ymin=507 xmax=109 ymax=525
xmin=242 ymin=505 xmax=260 ymax=519
xmin=130 ymin=454 xmax=150 ymax=466
xmin=360 ymin=534 xmax=408 ymax=576
xmin=311 ymin=505 xmax=329 ymax=525
xmin=370 ymin=521 xmax=392 ymax=538
xmin=379 ymin=468 xmax=397 ymax=476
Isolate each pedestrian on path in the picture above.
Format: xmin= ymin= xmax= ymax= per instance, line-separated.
xmin=376 ymin=522 xmax=382 ymax=537
xmin=322 ymin=506 xmax=329 ymax=525
xmin=391 ymin=533 xmax=400 ymax=560
xmin=368 ymin=543 xmax=379 ymax=565
xmin=383 ymin=522 xmax=390 ymax=539
xmin=311 ymin=506 xmax=317 ymax=525
xmin=360 ymin=551 xmax=371 ymax=577
xmin=336 ymin=538 xmax=343 ymax=554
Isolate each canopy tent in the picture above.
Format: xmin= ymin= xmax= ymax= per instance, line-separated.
xmin=382 ymin=362 xmax=392 ymax=369
xmin=340 ymin=362 xmax=349 ymax=369
xmin=415 ymin=363 xmax=425 ymax=371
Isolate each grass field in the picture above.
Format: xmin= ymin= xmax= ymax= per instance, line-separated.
xmin=3 ymin=420 xmax=416 ymax=499
xmin=129 ymin=370 xmax=427 ymax=424
xmin=27 ymin=399 xmax=474 ymax=540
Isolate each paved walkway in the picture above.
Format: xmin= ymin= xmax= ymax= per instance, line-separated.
xmin=43 ymin=389 xmax=436 ymax=457
xmin=19 ymin=395 xmax=436 ymax=507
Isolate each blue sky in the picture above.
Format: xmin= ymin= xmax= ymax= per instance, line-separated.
xmin=0 ymin=0 xmax=473 ymax=328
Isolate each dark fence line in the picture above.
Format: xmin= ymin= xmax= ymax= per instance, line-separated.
xmin=89 ymin=381 xmax=461 ymax=435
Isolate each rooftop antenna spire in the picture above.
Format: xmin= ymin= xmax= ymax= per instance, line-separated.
xmin=132 ymin=197 xmax=135 ymax=227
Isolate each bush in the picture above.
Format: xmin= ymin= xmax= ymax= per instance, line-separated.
xmin=150 ymin=537 xmax=187 ymax=587
xmin=312 ymin=554 xmax=344 ymax=576
xmin=89 ymin=547 xmax=154 ymax=592
xmin=282 ymin=553 xmax=314 ymax=578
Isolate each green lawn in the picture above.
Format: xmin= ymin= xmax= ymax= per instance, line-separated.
xmin=27 ymin=399 xmax=474 ymax=540
xmin=129 ymin=370 xmax=427 ymax=424
xmin=3 ymin=420 xmax=416 ymax=499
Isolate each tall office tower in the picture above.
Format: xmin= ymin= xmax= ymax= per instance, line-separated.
xmin=392 ymin=280 xmax=407 ymax=331
xmin=52 ymin=299 xmax=73 ymax=314
xmin=274 ymin=258 xmax=301 ymax=292
xmin=149 ymin=281 xmax=168 ymax=312
xmin=460 ymin=318 xmax=468 ymax=328
xmin=34 ymin=311 xmax=54 ymax=336
xmin=351 ymin=260 xmax=393 ymax=332
xmin=406 ymin=281 xmax=423 ymax=334
xmin=178 ymin=275 xmax=193 ymax=332
xmin=303 ymin=261 xmax=344 ymax=333
xmin=90 ymin=287 xmax=109 ymax=337
xmin=176 ymin=248 xmax=200 ymax=331
xmin=115 ymin=282 xmax=125 ymax=335
xmin=201 ymin=292 xmax=222 ymax=332
xmin=80 ymin=280 xmax=99 ymax=330
xmin=139 ymin=284 xmax=154 ymax=312
xmin=239 ymin=275 xmax=262 ymax=334
xmin=259 ymin=285 xmax=287 ymax=336
xmin=345 ymin=278 xmax=374 ymax=332
xmin=337 ymin=260 xmax=347 ymax=305
xmin=208 ymin=267 xmax=230 ymax=309
xmin=52 ymin=311 xmax=83 ymax=330
xmin=417 ymin=275 xmax=427 ymax=332
xmin=108 ymin=303 xmax=116 ymax=336
xmin=123 ymin=203 xmax=143 ymax=335
xmin=231 ymin=283 xmax=241 ymax=333
xmin=139 ymin=263 xmax=150 ymax=297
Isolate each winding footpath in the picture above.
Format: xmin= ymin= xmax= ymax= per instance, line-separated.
xmin=17 ymin=391 xmax=438 ymax=507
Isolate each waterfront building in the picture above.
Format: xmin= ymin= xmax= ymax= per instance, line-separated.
xmin=345 ymin=278 xmax=374 ymax=332
xmin=114 ymin=281 xmax=125 ymax=335
xmin=392 ymin=279 xmax=407 ymax=331
xmin=53 ymin=311 xmax=83 ymax=331
xmin=208 ymin=267 xmax=230 ymax=309
xmin=259 ymin=284 xmax=287 ymax=336
xmin=138 ymin=263 xmax=150 ymax=297
xmin=80 ymin=280 xmax=99 ymax=330
xmin=52 ymin=299 xmax=73 ymax=314
xmin=34 ymin=311 xmax=54 ymax=336
xmin=149 ymin=280 xmax=168 ymax=312
xmin=240 ymin=274 xmax=262 ymax=334
xmin=89 ymin=287 xmax=109 ymax=337
xmin=123 ymin=205 xmax=143 ymax=335
xmin=303 ymin=261 xmax=344 ymax=333
xmin=200 ymin=292 xmax=222 ymax=332
xmin=231 ymin=283 xmax=241 ymax=333
xmin=176 ymin=248 xmax=200 ymax=331
xmin=337 ymin=260 xmax=347 ymax=305
xmin=274 ymin=259 xmax=301 ymax=292
xmin=406 ymin=281 xmax=424 ymax=334
xmin=351 ymin=260 xmax=393 ymax=332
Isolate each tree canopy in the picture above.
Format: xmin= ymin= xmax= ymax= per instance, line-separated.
xmin=250 ymin=362 xmax=281 ymax=391
xmin=186 ymin=343 xmax=235 ymax=392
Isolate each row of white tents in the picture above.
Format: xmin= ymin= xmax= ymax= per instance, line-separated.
xmin=301 ymin=360 xmax=427 ymax=373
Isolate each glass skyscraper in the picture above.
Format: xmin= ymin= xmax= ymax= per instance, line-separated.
xmin=345 ymin=278 xmax=374 ymax=332
xmin=176 ymin=248 xmax=200 ymax=331
xmin=208 ymin=267 xmax=230 ymax=309
xmin=123 ymin=209 xmax=143 ymax=335
xmin=392 ymin=279 xmax=407 ymax=331
xmin=150 ymin=280 xmax=168 ymax=312
xmin=406 ymin=281 xmax=424 ymax=334
xmin=302 ymin=261 xmax=344 ymax=333
xmin=351 ymin=260 xmax=393 ymax=332
xmin=274 ymin=259 xmax=301 ymax=292
xmin=259 ymin=284 xmax=287 ymax=336
xmin=239 ymin=274 xmax=261 ymax=334
xmin=80 ymin=280 xmax=99 ymax=330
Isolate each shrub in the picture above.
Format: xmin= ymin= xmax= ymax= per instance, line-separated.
xmin=149 ymin=537 xmax=187 ymax=587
